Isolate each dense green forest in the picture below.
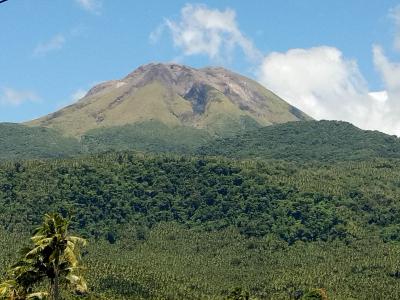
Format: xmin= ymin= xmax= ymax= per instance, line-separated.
xmin=0 ymin=118 xmax=258 ymax=160
xmin=0 ymin=121 xmax=211 ymax=161
xmin=81 ymin=121 xmax=212 ymax=154
xmin=2 ymin=120 xmax=400 ymax=299
xmin=82 ymin=117 xmax=262 ymax=154
xmin=3 ymin=120 xmax=400 ymax=162
xmin=0 ymin=123 xmax=82 ymax=160
xmin=1 ymin=224 xmax=400 ymax=299
xmin=3 ymin=151 xmax=400 ymax=243
xmin=1 ymin=151 xmax=400 ymax=298
xmin=199 ymin=120 xmax=400 ymax=162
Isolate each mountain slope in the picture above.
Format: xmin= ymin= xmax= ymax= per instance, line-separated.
xmin=81 ymin=120 xmax=212 ymax=153
xmin=2 ymin=146 xmax=400 ymax=299
xmin=3 ymin=120 xmax=400 ymax=162
xmin=198 ymin=120 xmax=400 ymax=162
xmin=0 ymin=123 xmax=82 ymax=160
xmin=2 ymin=151 xmax=400 ymax=243
xmin=27 ymin=63 xmax=311 ymax=136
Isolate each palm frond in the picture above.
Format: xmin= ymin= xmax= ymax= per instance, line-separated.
xmin=0 ymin=279 xmax=23 ymax=299
xmin=63 ymin=246 xmax=78 ymax=267
xmin=26 ymin=244 xmax=48 ymax=259
xmin=26 ymin=291 xmax=49 ymax=299
xmin=2 ymin=213 xmax=87 ymax=299
xmin=67 ymin=236 xmax=87 ymax=247
xmin=65 ymin=274 xmax=88 ymax=294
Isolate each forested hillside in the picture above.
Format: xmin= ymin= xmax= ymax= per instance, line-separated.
xmin=2 ymin=121 xmax=400 ymax=299
xmin=199 ymin=120 xmax=400 ymax=161
xmin=3 ymin=151 xmax=400 ymax=242
xmin=1 ymin=224 xmax=400 ymax=299
xmin=3 ymin=120 xmax=400 ymax=163
xmin=2 ymin=151 xmax=400 ymax=242
xmin=81 ymin=121 xmax=213 ymax=154
xmin=0 ymin=123 xmax=82 ymax=160
xmin=1 ymin=152 xmax=400 ymax=298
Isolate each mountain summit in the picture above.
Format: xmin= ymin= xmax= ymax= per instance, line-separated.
xmin=28 ymin=63 xmax=311 ymax=136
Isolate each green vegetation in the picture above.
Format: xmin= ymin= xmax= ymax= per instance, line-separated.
xmin=1 ymin=223 xmax=400 ymax=299
xmin=0 ymin=123 xmax=82 ymax=160
xmin=2 ymin=151 xmax=400 ymax=244
xmin=4 ymin=120 xmax=400 ymax=163
xmin=199 ymin=120 xmax=400 ymax=162
xmin=81 ymin=117 xmax=262 ymax=154
xmin=0 ymin=213 xmax=87 ymax=300
xmin=0 ymin=151 xmax=387 ymax=243
xmin=0 ymin=119 xmax=253 ymax=161
xmin=81 ymin=121 xmax=212 ymax=154
xmin=0 ymin=152 xmax=400 ymax=297
xmin=2 ymin=119 xmax=400 ymax=299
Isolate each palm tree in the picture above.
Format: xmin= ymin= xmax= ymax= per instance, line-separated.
xmin=0 ymin=213 xmax=88 ymax=300
xmin=0 ymin=279 xmax=47 ymax=300
xmin=25 ymin=213 xmax=88 ymax=300
xmin=0 ymin=279 xmax=23 ymax=300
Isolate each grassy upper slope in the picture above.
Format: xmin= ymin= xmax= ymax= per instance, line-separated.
xmin=198 ymin=120 xmax=400 ymax=162
xmin=26 ymin=81 xmax=271 ymax=137
xmin=27 ymin=63 xmax=311 ymax=137
xmin=27 ymin=82 xmax=188 ymax=136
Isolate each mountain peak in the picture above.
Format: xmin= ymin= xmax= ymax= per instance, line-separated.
xmin=27 ymin=63 xmax=311 ymax=136
xmin=125 ymin=62 xmax=195 ymax=79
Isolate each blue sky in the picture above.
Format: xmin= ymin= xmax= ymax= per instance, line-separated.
xmin=1 ymin=0 xmax=400 ymax=134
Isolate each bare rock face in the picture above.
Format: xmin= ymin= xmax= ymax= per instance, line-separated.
xmin=27 ymin=63 xmax=311 ymax=136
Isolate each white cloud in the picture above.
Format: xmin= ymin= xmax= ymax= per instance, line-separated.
xmin=255 ymin=4 xmax=400 ymax=136
xmin=258 ymin=47 xmax=373 ymax=124
xmin=257 ymin=45 xmax=400 ymax=135
xmin=153 ymin=4 xmax=400 ymax=135
xmin=160 ymin=4 xmax=261 ymax=61
xmin=33 ymin=34 xmax=66 ymax=57
xmin=149 ymin=24 xmax=165 ymax=44
xmin=71 ymin=89 xmax=87 ymax=102
xmin=373 ymin=45 xmax=400 ymax=93
xmin=75 ymin=0 xmax=102 ymax=14
xmin=369 ymin=90 xmax=388 ymax=103
xmin=55 ymin=88 xmax=88 ymax=110
xmin=372 ymin=45 xmax=400 ymax=133
xmin=0 ymin=88 xmax=39 ymax=106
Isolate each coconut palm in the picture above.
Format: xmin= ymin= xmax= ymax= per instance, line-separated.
xmin=0 ymin=213 xmax=88 ymax=300
xmin=0 ymin=279 xmax=23 ymax=300
xmin=0 ymin=279 xmax=47 ymax=300
xmin=25 ymin=213 xmax=87 ymax=300
xmin=1 ymin=254 xmax=48 ymax=300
